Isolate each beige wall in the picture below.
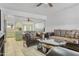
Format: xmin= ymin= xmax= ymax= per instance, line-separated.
xmin=45 ymin=4 xmax=79 ymax=32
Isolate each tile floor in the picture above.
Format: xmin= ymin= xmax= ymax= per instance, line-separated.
xmin=4 ymin=38 xmax=45 ymax=56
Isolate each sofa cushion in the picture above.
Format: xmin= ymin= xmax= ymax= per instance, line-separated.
xmin=60 ymin=30 xmax=66 ymax=37
xmin=50 ymin=36 xmax=78 ymax=44
xmin=65 ymin=30 xmax=72 ymax=38
xmin=70 ymin=30 xmax=76 ymax=38
xmin=75 ymin=32 xmax=79 ymax=39
xmin=54 ymin=30 xmax=61 ymax=36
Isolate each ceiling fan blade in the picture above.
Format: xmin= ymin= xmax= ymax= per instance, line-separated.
xmin=48 ymin=3 xmax=53 ymax=7
xmin=36 ymin=3 xmax=43 ymax=7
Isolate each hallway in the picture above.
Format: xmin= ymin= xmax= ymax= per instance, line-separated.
xmin=5 ymin=38 xmax=24 ymax=56
xmin=4 ymin=37 xmax=45 ymax=56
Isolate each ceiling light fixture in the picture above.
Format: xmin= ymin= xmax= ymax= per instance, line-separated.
xmin=36 ymin=3 xmax=53 ymax=7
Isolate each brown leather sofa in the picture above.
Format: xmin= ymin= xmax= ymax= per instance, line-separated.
xmin=50 ymin=29 xmax=79 ymax=52
xmin=23 ymin=32 xmax=39 ymax=47
xmin=50 ymin=29 xmax=79 ymax=44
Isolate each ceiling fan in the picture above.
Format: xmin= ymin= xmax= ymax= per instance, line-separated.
xmin=36 ymin=3 xmax=53 ymax=7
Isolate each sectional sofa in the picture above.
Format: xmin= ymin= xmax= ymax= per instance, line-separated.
xmin=50 ymin=29 xmax=79 ymax=44
xmin=49 ymin=29 xmax=79 ymax=52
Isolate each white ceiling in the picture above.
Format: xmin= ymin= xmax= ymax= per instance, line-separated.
xmin=0 ymin=3 xmax=78 ymax=16
xmin=1 ymin=3 xmax=79 ymax=32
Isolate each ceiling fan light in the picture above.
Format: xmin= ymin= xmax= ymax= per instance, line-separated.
xmin=44 ymin=3 xmax=48 ymax=4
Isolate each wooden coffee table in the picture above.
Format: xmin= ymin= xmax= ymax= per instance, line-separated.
xmin=37 ymin=39 xmax=66 ymax=46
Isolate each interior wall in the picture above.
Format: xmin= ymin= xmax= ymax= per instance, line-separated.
xmin=0 ymin=8 xmax=5 ymax=38
xmin=45 ymin=4 xmax=79 ymax=32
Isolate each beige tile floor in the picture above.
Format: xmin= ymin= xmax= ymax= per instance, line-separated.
xmin=4 ymin=38 xmax=45 ymax=56
xmin=5 ymin=38 xmax=24 ymax=56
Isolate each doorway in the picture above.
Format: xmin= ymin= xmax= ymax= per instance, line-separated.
xmin=4 ymin=16 xmax=24 ymax=56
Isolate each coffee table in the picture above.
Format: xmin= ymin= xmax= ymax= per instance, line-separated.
xmin=37 ymin=39 xmax=66 ymax=46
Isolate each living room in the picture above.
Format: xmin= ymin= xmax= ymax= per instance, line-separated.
xmin=0 ymin=3 xmax=79 ymax=56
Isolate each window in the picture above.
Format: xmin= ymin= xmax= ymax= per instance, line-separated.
xmin=23 ymin=22 xmax=34 ymax=31
xmin=35 ymin=22 xmax=45 ymax=32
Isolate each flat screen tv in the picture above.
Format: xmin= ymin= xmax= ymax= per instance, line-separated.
xmin=0 ymin=10 xmax=1 ymax=31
